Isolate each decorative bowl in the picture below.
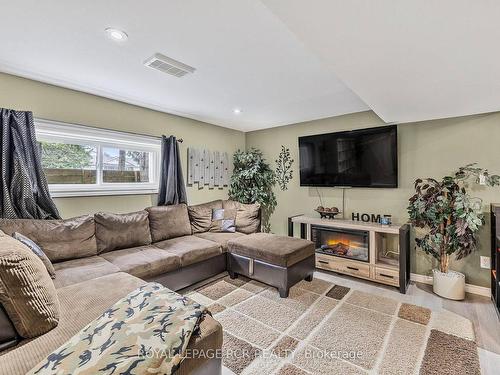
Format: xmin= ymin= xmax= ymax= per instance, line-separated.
xmin=314 ymin=207 xmax=341 ymax=219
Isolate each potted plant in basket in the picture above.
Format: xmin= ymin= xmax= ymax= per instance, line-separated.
xmin=408 ymin=164 xmax=500 ymax=300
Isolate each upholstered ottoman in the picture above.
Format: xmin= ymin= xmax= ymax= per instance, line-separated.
xmin=227 ymin=233 xmax=315 ymax=297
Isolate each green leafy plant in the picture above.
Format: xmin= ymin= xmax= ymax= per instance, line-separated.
xmin=229 ymin=148 xmax=277 ymax=232
xmin=275 ymin=145 xmax=294 ymax=191
xmin=408 ymin=164 xmax=500 ymax=273
xmin=39 ymin=141 xmax=94 ymax=169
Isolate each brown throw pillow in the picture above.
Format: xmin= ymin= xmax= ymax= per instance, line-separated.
xmin=95 ymin=211 xmax=152 ymax=253
xmin=188 ymin=200 xmax=223 ymax=233
xmin=210 ymin=208 xmax=237 ymax=233
xmin=146 ymin=204 xmax=191 ymax=242
xmin=0 ymin=231 xmax=60 ymax=338
xmin=13 ymin=232 xmax=56 ymax=279
xmin=223 ymin=200 xmax=261 ymax=234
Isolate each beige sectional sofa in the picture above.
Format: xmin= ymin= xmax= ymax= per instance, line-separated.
xmin=0 ymin=199 xmax=260 ymax=375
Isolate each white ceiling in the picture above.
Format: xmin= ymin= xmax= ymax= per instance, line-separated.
xmin=0 ymin=0 xmax=367 ymax=132
xmin=262 ymin=0 xmax=500 ymax=124
xmin=1 ymin=1 xmax=499 ymax=131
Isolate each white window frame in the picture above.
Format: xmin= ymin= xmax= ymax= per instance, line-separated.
xmin=35 ymin=119 xmax=161 ymax=198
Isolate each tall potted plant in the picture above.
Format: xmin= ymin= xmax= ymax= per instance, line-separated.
xmin=229 ymin=148 xmax=277 ymax=232
xmin=408 ymin=164 xmax=500 ymax=299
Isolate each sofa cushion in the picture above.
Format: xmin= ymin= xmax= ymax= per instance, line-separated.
xmin=52 ymin=256 xmax=120 ymax=289
xmin=227 ymin=233 xmax=315 ymax=267
xmin=95 ymin=211 xmax=152 ymax=253
xmin=146 ymin=204 xmax=191 ymax=242
xmin=0 ymin=231 xmax=60 ymax=338
xmin=100 ymin=245 xmax=181 ymax=279
xmin=0 ymin=272 xmax=222 ymax=375
xmin=154 ymin=235 xmax=222 ymax=267
xmin=195 ymin=232 xmax=246 ymax=252
xmin=188 ymin=200 xmax=223 ymax=234
xmin=223 ymin=200 xmax=261 ymax=234
xmin=0 ymin=215 xmax=97 ymax=262
xmin=12 ymin=232 xmax=56 ymax=279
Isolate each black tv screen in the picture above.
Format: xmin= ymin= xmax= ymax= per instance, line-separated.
xmin=299 ymin=125 xmax=398 ymax=188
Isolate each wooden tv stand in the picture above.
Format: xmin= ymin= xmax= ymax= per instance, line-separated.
xmin=288 ymin=215 xmax=410 ymax=293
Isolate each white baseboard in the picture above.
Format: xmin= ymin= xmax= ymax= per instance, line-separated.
xmin=410 ymin=273 xmax=490 ymax=297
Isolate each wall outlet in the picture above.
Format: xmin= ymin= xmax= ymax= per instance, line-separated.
xmin=480 ymin=256 xmax=490 ymax=269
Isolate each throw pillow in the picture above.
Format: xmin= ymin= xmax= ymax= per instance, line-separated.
xmin=223 ymin=200 xmax=261 ymax=234
xmin=13 ymin=232 xmax=56 ymax=279
xmin=0 ymin=231 xmax=60 ymax=338
xmin=210 ymin=208 xmax=236 ymax=233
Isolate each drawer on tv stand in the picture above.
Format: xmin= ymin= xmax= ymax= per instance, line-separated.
xmin=374 ymin=266 xmax=399 ymax=286
xmin=315 ymin=254 xmax=370 ymax=278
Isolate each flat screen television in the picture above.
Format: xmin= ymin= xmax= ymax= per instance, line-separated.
xmin=299 ymin=125 xmax=398 ymax=188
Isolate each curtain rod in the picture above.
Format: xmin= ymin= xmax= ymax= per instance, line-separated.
xmin=34 ymin=117 xmax=183 ymax=143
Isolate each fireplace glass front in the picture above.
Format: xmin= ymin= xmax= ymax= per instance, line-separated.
xmin=311 ymin=225 xmax=369 ymax=262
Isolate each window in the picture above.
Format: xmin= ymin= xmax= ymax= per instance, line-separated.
xmin=35 ymin=119 xmax=161 ymax=197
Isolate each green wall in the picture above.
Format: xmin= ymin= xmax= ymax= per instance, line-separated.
xmin=2 ymin=72 xmax=498 ymax=287
xmin=246 ymin=110 xmax=500 ymax=287
xmin=0 ymin=73 xmax=244 ymax=217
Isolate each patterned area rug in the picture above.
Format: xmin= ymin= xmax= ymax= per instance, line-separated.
xmin=186 ymin=276 xmax=481 ymax=375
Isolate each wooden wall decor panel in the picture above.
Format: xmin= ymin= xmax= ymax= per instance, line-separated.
xmin=188 ymin=148 xmax=231 ymax=189
xmin=203 ymin=149 xmax=210 ymax=185
xmin=222 ymin=152 xmax=229 ymax=186
xmin=199 ymin=149 xmax=206 ymax=185
xmin=209 ymin=151 xmax=215 ymax=188
xmin=187 ymin=148 xmax=194 ymax=185
xmin=214 ymin=151 xmax=220 ymax=187
xmin=193 ymin=149 xmax=200 ymax=183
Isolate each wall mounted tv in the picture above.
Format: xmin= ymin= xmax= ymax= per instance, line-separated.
xmin=299 ymin=125 xmax=398 ymax=188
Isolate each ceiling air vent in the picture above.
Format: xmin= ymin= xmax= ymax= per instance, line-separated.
xmin=144 ymin=53 xmax=196 ymax=78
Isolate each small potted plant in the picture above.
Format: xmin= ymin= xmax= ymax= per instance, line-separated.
xmin=408 ymin=164 xmax=500 ymax=300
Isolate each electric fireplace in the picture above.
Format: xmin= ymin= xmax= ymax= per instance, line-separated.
xmin=311 ymin=225 xmax=369 ymax=262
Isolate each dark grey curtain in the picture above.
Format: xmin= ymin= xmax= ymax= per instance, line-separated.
xmin=157 ymin=135 xmax=187 ymax=205
xmin=0 ymin=108 xmax=61 ymax=219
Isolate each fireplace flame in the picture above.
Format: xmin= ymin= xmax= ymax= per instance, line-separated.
xmin=327 ymin=238 xmax=350 ymax=247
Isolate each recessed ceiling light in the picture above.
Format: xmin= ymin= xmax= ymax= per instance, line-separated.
xmin=233 ymin=108 xmax=242 ymax=115
xmin=105 ymin=28 xmax=128 ymax=41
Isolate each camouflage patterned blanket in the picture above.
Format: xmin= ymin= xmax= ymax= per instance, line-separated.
xmin=28 ymin=283 xmax=207 ymax=375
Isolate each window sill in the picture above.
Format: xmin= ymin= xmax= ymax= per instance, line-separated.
xmin=50 ymin=188 xmax=158 ymax=198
